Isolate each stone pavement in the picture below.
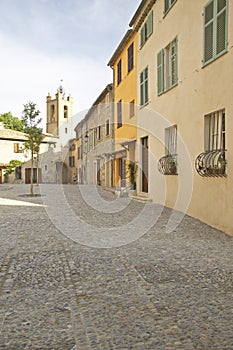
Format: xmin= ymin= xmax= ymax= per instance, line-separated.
xmin=0 ymin=184 xmax=233 ymax=350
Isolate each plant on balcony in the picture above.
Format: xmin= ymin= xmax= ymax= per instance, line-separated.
xmin=168 ymin=156 xmax=177 ymax=174
xmin=218 ymin=157 xmax=226 ymax=174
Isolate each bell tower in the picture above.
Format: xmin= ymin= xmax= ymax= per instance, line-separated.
xmin=46 ymin=81 xmax=73 ymax=141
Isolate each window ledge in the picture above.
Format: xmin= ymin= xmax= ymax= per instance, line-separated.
xmin=140 ymin=101 xmax=149 ymax=109
xmin=163 ymin=0 xmax=177 ymax=19
xmin=158 ymin=154 xmax=178 ymax=175
xmin=202 ymin=50 xmax=228 ymax=68
xmin=158 ymin=82 xmax=178 ymax=96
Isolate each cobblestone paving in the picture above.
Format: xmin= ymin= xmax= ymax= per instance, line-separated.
xmin=0 ymin=184 xmax=233 ymax=349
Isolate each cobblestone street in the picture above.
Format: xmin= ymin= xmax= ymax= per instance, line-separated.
xmin=0 ymin=184 xmax=233 ymax=350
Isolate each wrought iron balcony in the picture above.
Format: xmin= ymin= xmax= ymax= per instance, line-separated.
xmin=158 ymin=154 xmax=178 ymax=175
xmin=195 ymin=150 xmax=226 ymax=177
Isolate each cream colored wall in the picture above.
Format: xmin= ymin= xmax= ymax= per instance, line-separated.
xmin=0 ymin=140 xmax=29 ymax=164
xmin=137 ymin=0 xmax=233 ymax=235
xmin=78 ymin=88 xmax=114 ymax=186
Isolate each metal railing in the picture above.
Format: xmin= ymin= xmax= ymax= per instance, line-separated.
xmin=195 ymin=149 xmax=227 ymax=177
xmin=158 ymin=154 xmax=178 ymax=175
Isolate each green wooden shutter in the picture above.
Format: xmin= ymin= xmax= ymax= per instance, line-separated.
xmin=140 ymin=26 xmax=145 ymax=48
xmin=145 ymin=67 xmax=149 ymax=104
xmin=216 ymin=0 xmax=227 ymax=55
xmin=140 ymin=71 xmax=144 ymax=105
xmin=147 ymin=11 xmax=153 ymax=37
xmin=204 ymin=0 xmax=214 ymax=63
xmin=140 ymin=27 xmax=143 ymax=48
xmin=157 ymin=50 xmax=164 ymax=95
xmin=171 ymin=38 xmax=178 ymax=86
xmin=164 ymin=0 xmax=169 ymax=13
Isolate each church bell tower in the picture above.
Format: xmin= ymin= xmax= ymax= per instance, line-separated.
xmin=46 ymin=82 xmax=73 ymax=140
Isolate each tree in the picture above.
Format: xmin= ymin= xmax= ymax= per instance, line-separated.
xmin=21 ymin=102 xmax=43 ymax=195
xmin=0 ymin=112 xmax=25 ymax=132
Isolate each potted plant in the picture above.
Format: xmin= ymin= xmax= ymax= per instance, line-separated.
xmin=168 ymin=157 xmax=177 ymax=174
xmin=218 ymin=158 xmax=226 ymax=175
xmin=213 ymin=164 xmax=219 ymax=175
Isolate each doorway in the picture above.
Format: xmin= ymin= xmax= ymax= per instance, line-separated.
xmin=141 ymin=136 xmax=148 ymax=193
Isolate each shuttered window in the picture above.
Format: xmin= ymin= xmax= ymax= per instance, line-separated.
xmin=170 ymin=39 xmax=178 ymax=86
xmin=129 ymin=100 xmax=135 ymax=118
xmin=140 ymin=67 xmax=149 ymax=106
xmin=157 ymin=50 xmax=164 ymax=95
xmin=117 ymin=100 xmax=122 ymax=128
xmin=14 ymin=143 xmax=22 ymax=153
xmin=204 ymin=0 xmax=228 ymax=65
xmin=164 ymin=0 xmax=177 ymax=15
xmin=117 ymin=59 xmax=122 ymax=85
xmin=106 ymin=119 xmax=110 ymax=136
xmin=128 ymin=42 xmax=134 ymax=73
xmin=157 ymin=37 xmax=178 ymax=95
xmin=140 ymin=11 xmax=153 ymax=48
xmin=69 ymin=156 xmax=75 ymax=167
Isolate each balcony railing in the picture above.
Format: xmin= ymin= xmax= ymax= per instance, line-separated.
xmin=158 ymin=154 xmax=178 ymax=175
xmin=195 ymin=150 xmax=226 ymax=177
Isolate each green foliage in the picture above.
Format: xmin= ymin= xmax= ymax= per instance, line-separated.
xmin=0 ymin=112 xmax=25 ymax=132
xmin=128 ymin=162 xmax=138 ymax=190
xmin=21 ymin=102 xmax=43 ymax=155
xmin=21 ymin=102 xmax=43 ymax=195
xmin=4 ymin=160 xmax=23 ymax=180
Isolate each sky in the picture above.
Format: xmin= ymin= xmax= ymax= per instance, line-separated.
xmin=0 ymin=0 xmax=142 ymax=130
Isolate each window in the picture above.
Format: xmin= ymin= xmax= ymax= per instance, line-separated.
xmin=164 ymin=0 xmax=177 ymax=15
xmin=78 ymin=146 xmax=82 ymax=160
xmin=117 ymin=100 xmax=122 ymax=128
xmin=50 ymin=104 xmax=55 ymax=122
xmin=117 ymin=59 xmax=122 ymax=85
xmin=140 ymin=67 xmax=149 ymax=106
xmin=140 ymin=11 xmax=153 ymax=48
xmin=65 ymin=127 xmax=68 ymax=134
xmin=64 ymin=105 xmax=68 ymax=118
xmin=128 ymin=42 xmax=134 ymax=73
xmin=15 ymin=166 xmax=22 ymax=180
xmin=97 ymin=125 xmax=101 ymax=140
xmin=93 ymin=128 xmax=97 ymax=147
xmin=69 ymin=156 xmax=75 ymax=167
xmin=157 ymin=37 xmax=178 ymax=95
xmin=45 ymin=165 xmax=48 ymax=171
xmin=129 ymin=100 xmax=135 ymax=118
xmin=106 ymin=119 xmax=110 ymax=136
xmin=203 ymin=0 xmax=228 ymax=65
xmin=205 ymin=109 xmax=225 ymax=151
xmin=158 ymin=125 xmax=177 ymax=175
xmin=165 ymin=125 xmax=177 ymax=155
xmin=195 ymin=109 xmax=226 ymax=177
xmin=14 ymin=143 xmax=22 ymax=153
xmin=69 ymin=144 xmax=75 ymax=151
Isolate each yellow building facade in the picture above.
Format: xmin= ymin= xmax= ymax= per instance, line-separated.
xmin=131 ymin=0 xmax=233 ymax=235
xmin=108 ymin=30 xmax=138 ymax=190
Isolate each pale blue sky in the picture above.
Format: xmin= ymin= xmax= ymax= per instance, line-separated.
xmin=0 ymin=0 xmax=141 ymax=129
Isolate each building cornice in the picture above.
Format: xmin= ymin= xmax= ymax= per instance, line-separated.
xmin=107 ymin=29 xmax=134 ymax=67
xmin=129 ymin=0 xmax=156 ymax=31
